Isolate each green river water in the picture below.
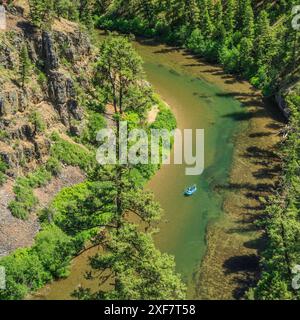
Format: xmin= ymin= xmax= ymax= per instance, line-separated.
xmin=33 ymin=36 xmax=246 ymax=300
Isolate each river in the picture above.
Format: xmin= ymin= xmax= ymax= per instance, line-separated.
xmin=32 ymin=35 xmax=247 ymax=300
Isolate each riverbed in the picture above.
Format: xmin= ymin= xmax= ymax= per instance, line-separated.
xmin=33 ymin=35 xmax=275 ymax=300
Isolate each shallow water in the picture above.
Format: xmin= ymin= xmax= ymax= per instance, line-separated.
xmin=138 ymin=43 xmax=244 ymax=296
xmin=33 ymin=36 xmax=246 ymax=300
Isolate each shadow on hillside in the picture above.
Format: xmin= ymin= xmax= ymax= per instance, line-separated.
xmin=16 ymin=20 xmax=35 ymax=35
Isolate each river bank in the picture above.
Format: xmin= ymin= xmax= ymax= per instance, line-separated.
xmin=188 ymin=65 xmax=286 ymax=300
xmin=133 ymin=39 xmax=286 ymax=299
xmin=31 ymin=35 xmax=285 ymax=300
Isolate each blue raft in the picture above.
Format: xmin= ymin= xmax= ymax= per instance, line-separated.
xmin=184 ymin=184 xmax=197 ymax=196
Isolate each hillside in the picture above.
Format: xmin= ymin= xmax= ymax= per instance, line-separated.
xmin=0 ymin=0 xmax=186 ymax=300
xmin=0 ymin=0 xmax=299 ymax=301
xmin=0 ymin=6 xmax=97 ymax=256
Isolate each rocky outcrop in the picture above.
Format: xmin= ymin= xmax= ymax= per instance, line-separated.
xmin=275 ymin=92 xmax=290 ymax=118
xmin=48 ymin=71 xmax=83 ymax=125
xmin=0 ymin=11 xmax=95 ymax=258
xmin=0 ymin=13 xmax=94 ymax=172
xmin=42 ymin=31 xmax=59 ymax=71
xmin=37 ymin=29 xmax=85 ymax=126
xmin=54 ymin=29 xmax=91 ymax=63
xmin=0 ymin=90 xmax=28 ymax=116
xmin=0 ymin=43 xmax=14 ymax=69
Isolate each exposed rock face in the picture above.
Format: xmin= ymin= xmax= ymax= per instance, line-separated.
xmin=48 ymin=71 xmax=83 ymax=125
xmin=0 ymin=13 xmax=93 ymax=172
xmin=0 ymin=12 xmax=94 ymax=256
xmin=39 ymin=29 xmax=86 ymax=126
xmin=42 ymin=31 xmax=59 ymax=71
xmin=54 ymin=29 xmax=91 ymax=63
xmin=0 ymin=44 xmax=14 ymax=68
xmin=0 ymin=90 xmax=26 ymax=116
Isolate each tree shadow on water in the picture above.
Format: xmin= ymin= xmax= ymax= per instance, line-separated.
xmin=223 ymin=255 xmax=260 ymax=299
xmin=222 ymin=109 xmax=268 ymax=121
xmin=243 ymin=146 xmax=279 ymax=160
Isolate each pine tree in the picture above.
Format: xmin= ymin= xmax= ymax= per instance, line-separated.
xmin=199 ymin=0 xmax=213 ymax=38
xmin=255 ymin=10 xmax=274 ymax=67
xmin=55 ymin=0 xmax=79 ymax=21
xmin=137 ymin=0 xmax=157 ymax=27
xmin=183 ymin=0 xmax=200 ymax=27
xmin=239 ymin=37 xmax=253 ymax=75
xmin=73 ymin=224 xmax=186 ymax=300
xmin=235 ymin=0 xmax=245 ymax=29
xmin=19 ymin=44 xmax=31 ymax=89
xmin=241 ymin=0 xmax=254 ymax=39
xmin=164 ymin=0 xmax=184 ymax=27
xmin=29 ymin=0 xmax=55 ymax=29
xmin=213 ymin=0 xmax=225 ymax=40
xmin=78 ymin=0 xmax=95 ymax=27
xmin=224 ymin=0 xmax=236 ymax=33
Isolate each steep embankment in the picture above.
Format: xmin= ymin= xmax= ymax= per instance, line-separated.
xmin=0 ymin=10 xmax=94 ymax=256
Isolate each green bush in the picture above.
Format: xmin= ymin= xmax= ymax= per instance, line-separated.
xmin=8 ymin=160 xmax=59 ymax=219
xmin=50 ymin=133 xmax=94 ymax=171
xmin=45 ymin=157 xmax=62 ymax=176
xmin=8 ymin=201 xmax=29 ymax=220
xmin=55 ymin=0 xmax=79 ymax=21
xmin=0 ymin=225 xmax=75 ymax=300
xmin=95 ymin=16 xmax=156 ymax=37
xmin=36 ymin=70 xmax=47 ymax=88
xmin=32 ymin=224 xmax=74 ymax=278
xmin=0 ymin=158 xmax=8 ymax=186
xmin=0 ymin=248 xmax=49 ymax=300
xmin=52 ymin=181 xmax=114 ymax=236
xmin=29 ymin=111 xmax=46 ymax=134
xmin=81 ymin=111 xmax=106 ymax=146
xmin=26 ymin=168 xmax=52 ymax=188
xmin=9 ymin=177 xmax=39 ymax=220
xmin=150 ymin=98 xmax=177 ymax=132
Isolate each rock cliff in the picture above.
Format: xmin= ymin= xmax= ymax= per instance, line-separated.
xmin=0 ymin=8 xmax=95 ymax=255
xmin=0 ymin=11 xmax=94 ymax=175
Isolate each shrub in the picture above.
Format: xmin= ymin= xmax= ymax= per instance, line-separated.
xmin=52 ymin=181 xmax=114 ymax=236
xmin=0 ymin=248 xmax=49 ymax=300
xmin=32 ymin=224 xmax=74 ymax=278
xmin=36 ymin=70 xmax=47 ymax=88
xmin=0 ymin=158 xmax=8 ymax=186
xmin=0 ymin=225 xmax=75 ymax=300
xmin=29 ymin=111 xmax=46 ymax=134
xmin=9 ymin=163 xmax=56 ymax=219
xmin=50 ymin=133 xmax=94 ymax=171
xmin=81 ymin=111 xmax=106 ymax=146
xmin=8 ymin=201 xmax=29 ymax=220
xmin=150 ymin=97 xmax=177 ymax=132
xmin=45 ymin=157 xmax=62 ymax=176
